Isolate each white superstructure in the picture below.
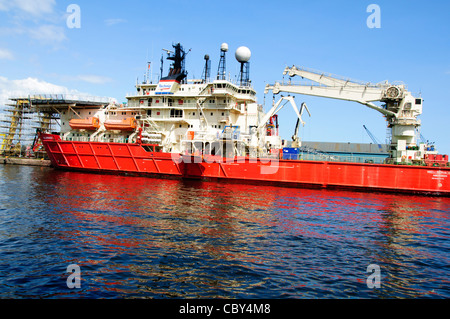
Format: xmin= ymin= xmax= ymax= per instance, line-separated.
xmin=58 ymin=43 xmax=285 ymax=157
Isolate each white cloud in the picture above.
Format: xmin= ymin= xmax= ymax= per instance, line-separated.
xmin=28 ymin=24 xmax=66 ymax=42
xmin=104 ymin=18 xmax=127 ymax=27
xmin=0 ymin=24 xmax=66 ymax=44
xmin=0 ymin=76 xmax=80 ymax=107
xmin=0 ymin=0 xmax=65 ymax=44
xmin=0 ymin=0 xmax=56 ymax=16
xmin=76 ymin=75 xmax=113 ymax=84
xmin=0 ymin=77 xmax=115 ymax=109
xmin=0 ymin=48 xmax=14 ymax=60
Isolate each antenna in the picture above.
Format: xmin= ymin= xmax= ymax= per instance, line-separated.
xmin=145 ymin=49 xmax=149 ymax=84
xmin=216 ymin=43 xmax=228 ymax=80
xmin=235 ymin=46 xmax=251 ymax=86
xmin=147 ymin=62 xmax=151 ymax=84
xmin=202 ymin=54 xmax=211 ymax=83
xmin=160 ymin=54 xmax=163 ymax=80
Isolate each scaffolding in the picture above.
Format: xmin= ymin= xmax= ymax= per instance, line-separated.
xmin=0 ymin=99 xmax=37 ymax=156
xmin=0 ymin=94 xmax=111 ymax=157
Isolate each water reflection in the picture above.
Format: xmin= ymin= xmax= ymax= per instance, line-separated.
xmin=0 ymin=165 xmax=448 ymax=298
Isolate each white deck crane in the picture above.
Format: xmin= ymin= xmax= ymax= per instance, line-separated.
xmin=249 ymin=95 xmax=310 ymax=154
xmin=265 ymin=65 xmax=428 ymax=163
xmin=292 ymin=102 xmax=310 ymax=148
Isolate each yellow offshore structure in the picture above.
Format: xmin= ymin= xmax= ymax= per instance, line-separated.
xmin=0 ymin=94 xmax=111 ymax=157
xmin=0 ymin=98 xmax=34 ymax=156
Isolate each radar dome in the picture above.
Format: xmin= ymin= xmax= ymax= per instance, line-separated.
xmin=220 ymin=43 xmax=229 ymax=52
xmin=235 ymin=46 xmax=251 ymax=63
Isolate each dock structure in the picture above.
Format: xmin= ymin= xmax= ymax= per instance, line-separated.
xmin=0 ymin=156 xmax=51 ymax=167
xmin=0 ymin=94 xmax=111 ymax=158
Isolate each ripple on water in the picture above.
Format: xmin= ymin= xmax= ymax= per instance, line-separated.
xmin=0 ymin=165 xmax=449 ymax=298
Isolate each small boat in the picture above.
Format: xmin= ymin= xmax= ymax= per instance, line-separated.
xmin=69 ymin=117 xmax=100 ymax=130
xmin=104 ymin=118 xmax=137 ymax=131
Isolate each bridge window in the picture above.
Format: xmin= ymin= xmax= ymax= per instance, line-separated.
xmin=170 ymin=109 xmax=183 ymax=118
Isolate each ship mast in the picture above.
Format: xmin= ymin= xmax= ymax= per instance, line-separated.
xmin=161 ymin=43 xmax=189 ymax=83
xmin=216 ymin=43 xmax=228 ymax=80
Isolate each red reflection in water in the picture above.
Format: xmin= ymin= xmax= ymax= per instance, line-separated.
xmin=45 ymin=171 xmax=450 ymax=247
xmin=39 ymin=170 xmax=450 ymax=297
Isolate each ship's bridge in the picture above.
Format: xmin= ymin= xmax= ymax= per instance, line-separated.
xmin=211 ymin=80 xmax=256 ymax=102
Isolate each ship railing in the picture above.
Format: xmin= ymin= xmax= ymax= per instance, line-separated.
xmin=67 ymin=136 xmax=90 ymax=142
xmin=220 ymin=132 xmax=241 ymax=140
xmin=67 ymin=135 xmax=129 ymax=143
xmin=24 ymin=94 xmax=112 ymax=104
xmin=127 ymin=99 xmax=238 ymax=110
xmin=186 ymin=130 xmax=218 ymax=140
xmin=295 ymin=152 xmax=388 ymax=164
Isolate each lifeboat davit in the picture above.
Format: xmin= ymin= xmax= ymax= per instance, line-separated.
xmin=104 ymin=118 xmax=137 ymax=131
xmin=69 ymin=117 xmax=100 ymax=130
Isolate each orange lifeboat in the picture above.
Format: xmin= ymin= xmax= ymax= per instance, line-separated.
xmin=69 ymin=117 xmax=100 ymax=130
xmin=104 ymin=117 xmax=137 ymax=131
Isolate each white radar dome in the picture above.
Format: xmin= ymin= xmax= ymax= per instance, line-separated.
xmin=235 ymin=46 xmax=251 ymax=63
xmin=220 ymin=43 xmax=229 ymax=52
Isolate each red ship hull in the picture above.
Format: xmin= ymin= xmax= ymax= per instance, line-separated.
xmin=39 ymin=133 xmax=450 ymax=196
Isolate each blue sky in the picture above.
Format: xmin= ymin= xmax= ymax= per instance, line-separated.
xmin=1 ymin=0 xmax=449 ymax=154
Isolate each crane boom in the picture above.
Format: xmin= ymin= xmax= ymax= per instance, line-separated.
xmin=363 ymin=125 xmax=382 ymax=151
xmin=265 ymin=65 xmax=425 ymax=163
xmin=266 ymin=82 xmax=396 ymax=117
xmin=284 ymin=66 xmax=368 ymax=88
xmin=257 ymin=96 xmax=304 ymax=130
xmin=291 ymin=102 xmax=310 ymax=147
xmin=254 ymin=96 xmax=310 ymax=151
